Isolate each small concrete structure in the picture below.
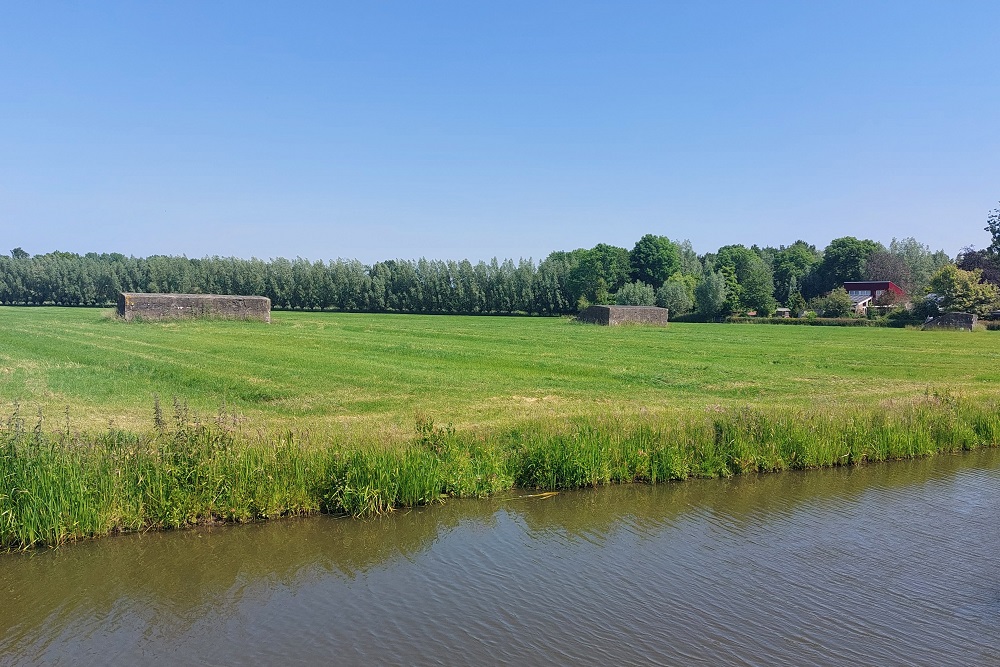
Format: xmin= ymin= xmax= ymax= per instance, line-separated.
xmin=774 ymin=308 xmax=791 ymax=318
xmin=922 ymin=312 xmax=977 ymax=331
xmin=118 ymin=293 xmax=271 ymax=323
xmin=577 ymin=305 xmax=668 ymax=326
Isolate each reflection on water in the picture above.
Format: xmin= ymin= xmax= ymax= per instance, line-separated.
xmin=2 ymin=450 xmax=1000 ymax=666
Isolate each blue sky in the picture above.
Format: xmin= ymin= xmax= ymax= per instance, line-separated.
xmin=2 ymin=1 xmax=997 ymax=262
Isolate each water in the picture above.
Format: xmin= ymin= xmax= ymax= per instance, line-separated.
xmin=2 ymin=450 xmax=1000 ymax=666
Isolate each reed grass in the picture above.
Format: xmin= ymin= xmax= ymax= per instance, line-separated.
xmin=3 ymin=393 xmax=998 ymax=550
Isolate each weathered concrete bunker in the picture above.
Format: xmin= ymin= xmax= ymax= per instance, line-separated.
xmin=922 ymin=312 xmax=977 ymax=331
xmin=117 ymin=293 xmax=271 ymax=323
xmin=577 ymin=305 xmax=669 ymax=326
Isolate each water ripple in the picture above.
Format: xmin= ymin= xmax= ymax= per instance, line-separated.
xmin=3 ymin=450 xmax=1000 ymax=666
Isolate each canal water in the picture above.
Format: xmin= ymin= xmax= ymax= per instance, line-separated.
xmin=2 ymin=450 xmax=999 ymax=666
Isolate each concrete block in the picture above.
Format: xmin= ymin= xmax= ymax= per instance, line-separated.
xmin=577 ymin=305 xmax=669 ymax=326
xmin=117 ymin=293 xmax=271 ymax=323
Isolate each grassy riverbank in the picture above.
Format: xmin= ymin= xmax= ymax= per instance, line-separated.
xmin=3 ymin=394 xmax=1000 ymax=550
xmin=2 ymin=307 xmax=1000 ymax=549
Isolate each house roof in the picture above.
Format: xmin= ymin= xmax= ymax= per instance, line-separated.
xmin=843 ymin=281 xmax=904 ymax=294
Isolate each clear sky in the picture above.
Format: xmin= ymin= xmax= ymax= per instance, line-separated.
xmin=2 ymin=1 xmax=998 ymax=263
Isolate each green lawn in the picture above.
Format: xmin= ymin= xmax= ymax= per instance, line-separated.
xmin=1 ymin=307 xmax=997 ymax=437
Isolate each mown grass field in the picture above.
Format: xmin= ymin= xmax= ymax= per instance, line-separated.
xmin=1 ymin=306 xmax=999 ymax=437
xmin=4 ymin=306 xmax=1000 ymax=548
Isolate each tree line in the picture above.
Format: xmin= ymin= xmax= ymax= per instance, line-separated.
xmin=0 ymin=252 xmax=575 ymax=314
xmin=3 ymin=205 xmax=999 ymax=318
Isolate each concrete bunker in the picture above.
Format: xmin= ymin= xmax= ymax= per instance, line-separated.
xmin=577 ymin=305 xmax=669 ymax=326
xmin=922 ymin=312 xmax=977 ymax=331
xmin=117 ymin=293 xmax=271 ymax=323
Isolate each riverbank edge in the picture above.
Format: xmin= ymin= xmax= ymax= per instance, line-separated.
xmin=3 ymin=394 xmax=998 ymax=550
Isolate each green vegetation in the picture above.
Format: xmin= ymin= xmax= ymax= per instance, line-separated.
xmin=926 ymin=264 xmax=1000 ymax=316
xmin=723 ymin=316 xmax=891 ymax=327
xmin=6 ymin=307 xmax=1000 ymax=433
xmin=3 ymin=391 xmax=999 ymax=550
xmin=614 ymin=281 xmax=656 ymax=306
xmin=628 ymin=234 xmax=680 ymax=286
xmin=656 ymin=281 xmax=692 ymax=314
xmin=695 ymin=271 xmax=728 ymax=319
xmin=808 ymin=287 xmax=854 ymax=318
xmin=0 ymin=229 xmax=966 ymax=319
xmin=2 ymin=307 xmax=1000 ymax=549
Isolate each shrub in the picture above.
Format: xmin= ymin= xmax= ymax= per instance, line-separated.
xmin=809 ymin=287 xmax=854 ymax=318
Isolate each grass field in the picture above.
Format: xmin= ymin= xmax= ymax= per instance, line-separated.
xmin=2 ymin=306 xmax=998 ymax=437
xmin=3 ymin=306 xmax=1000 ymax=549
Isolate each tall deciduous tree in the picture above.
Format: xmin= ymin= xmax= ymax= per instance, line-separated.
xmin=676 ymin=239 xmax=702 ymax=277
xmin=985 ymin=201 xmax=1000 ymax=257
xmin=956 ymin=246 xmax=1000 ymax=286
xmin=567 ymin=244 xmax=630 ymax=305
xmin=614 ymin=281 xmax=656 ymax=306
xmin=628 ymin=235 xmax=680 ymax=287
xmin=817 ymin=237 xmax=882 ymax=291
xmin=772 ymin=241 xmax=821 ymax=304
xmin=656 ymin=281 xmax=692 ymax=314
xmin=887 ymin=237 xmax=951 ymax=294
xmin=695 ymin=271 xmax=728 ymax=320
xmin=714 ymin=245 xmax=759 ymax=282
xmin=864 ymin=250 xmax=912 ymax=294
xmin=742 ymin=259 xmax=777 ymax=315
xmin=712 ymin=245 xmax=774 ymax=315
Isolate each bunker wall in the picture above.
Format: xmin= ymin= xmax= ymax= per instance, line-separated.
xmin=922 ymin=312 xmax=976 ymax=331
xmin=118 ymin=293 xmax=271 ymax=323
xmin=577 ymin=305 xmax=669 ymax=326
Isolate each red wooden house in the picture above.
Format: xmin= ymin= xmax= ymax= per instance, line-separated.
xmin=842 ymin=281 xmax=904 ymax=314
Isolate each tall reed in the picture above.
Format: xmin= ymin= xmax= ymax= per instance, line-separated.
xmin=2 ymin=394 xmax=999 ymax=550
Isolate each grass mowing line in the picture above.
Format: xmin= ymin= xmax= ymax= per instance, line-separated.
xmin=3 ymin=320 xmax=297 ymax=414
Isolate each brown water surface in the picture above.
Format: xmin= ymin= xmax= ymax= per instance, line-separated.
xmin=2 ymin=450 xmax=999 ymax=666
